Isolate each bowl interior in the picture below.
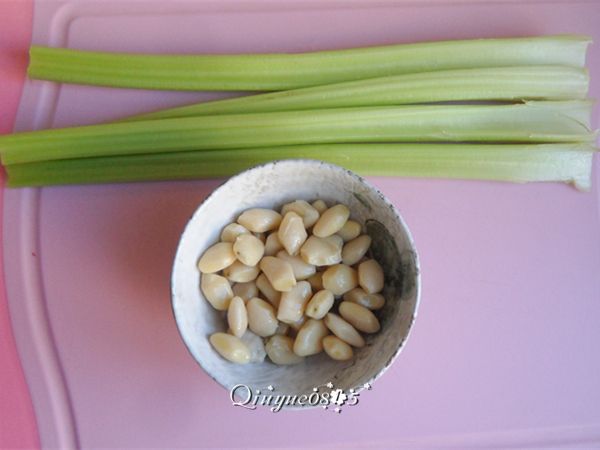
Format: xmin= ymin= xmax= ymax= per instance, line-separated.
xmin=171 ymin=159 xmax=420 ymax=407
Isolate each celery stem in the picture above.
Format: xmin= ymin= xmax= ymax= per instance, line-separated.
xmin=27 ymin=35 xmax=592 ymax=91
xmin=0 ymin=101 xmax=596 ymax=165
xmin=119 ymin=66 xmax=590 ymax=122
xmin=6 ymin=143 xmax=596 ymax=192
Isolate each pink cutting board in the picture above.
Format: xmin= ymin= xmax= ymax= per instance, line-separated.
xmin=3 ymin=1 xmax=600 ymax=448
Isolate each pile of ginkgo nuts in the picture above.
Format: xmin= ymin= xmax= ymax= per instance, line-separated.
xmin=197 ymin=199 xmax=385 ymax=365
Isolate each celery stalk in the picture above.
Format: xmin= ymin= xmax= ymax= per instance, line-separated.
xmin=5 ymin=144 xmax=596 ymax=192
xmin=119 ymin=66 xmax=590 ymax=122
xmin=27 ymin=35 xmax=591 ymax=91
xmin=0 ymin=101 xmax=596 ymax=165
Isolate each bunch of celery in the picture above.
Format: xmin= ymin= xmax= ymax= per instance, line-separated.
xmin=0 ymin=34 xmax=597 ymax=190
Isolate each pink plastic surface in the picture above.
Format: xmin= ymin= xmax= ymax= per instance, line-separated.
xmin=0 ymin=1 xmax=40 ymax=449
xmin=3 ymin=1 xmax=600 ymax=449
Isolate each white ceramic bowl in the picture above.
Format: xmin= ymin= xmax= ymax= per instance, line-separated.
xmin=171 ymin=159 xmax=420 ymax=409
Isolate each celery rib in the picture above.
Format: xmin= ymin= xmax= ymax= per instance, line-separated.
xmin=0 ymin=101 xmax=596 ymax=165
xmin=27 ymin=35 xmax=592 ymax=91
xmin=5 ymin=144 xmax=596 ymax=192
xmin=119 ymin=66 xmax=590 ymax=122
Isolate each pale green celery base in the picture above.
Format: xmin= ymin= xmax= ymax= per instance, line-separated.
xmin=6 ymin=144 xmax=597 ymax=192
xmin=27 ymin=35 xmax=591 ymax=91
xmin=119 ymin=66 xmax=590 ymax=122
xmin=0 ymin=102 xmax=596 ymax=165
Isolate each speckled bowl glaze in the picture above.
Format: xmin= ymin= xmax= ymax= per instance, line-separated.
xmin=171 ymin=159 xmax=420 ymax=410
